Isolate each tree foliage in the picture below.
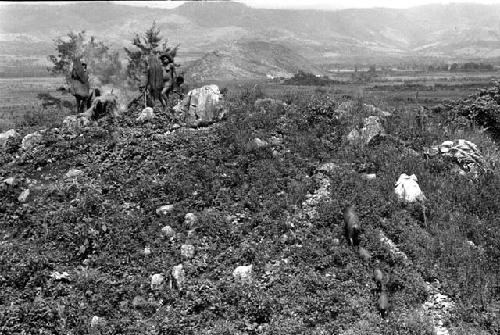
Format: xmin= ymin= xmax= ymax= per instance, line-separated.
xmin=48 ymin=31 xmax=122 ymax=86
xmin=124 ymin=21 xmax=163 ymax=86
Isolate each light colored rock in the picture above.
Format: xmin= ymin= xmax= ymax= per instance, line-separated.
xmin=65 ymin=169 xmax=84 ymax=179
xmin=253 ymin=138 xmax=269 ymax=148
xmin=18 ymin=188 xmax=30 ymax=202
xmin=362 ymin=173 xmax=377 ymax=180
xmin=63 ymin=115 xmax=92 ymax=130
xmin=151 ymin=273 xmax=164 ymax=290
xmin=180 ymin=244 xmax=195 ymax=259
xmin=132 ymin=295 xmax=148 ymax=308
xmin=347 ymin=116 xmax=385 ymax=145
xmin=233 ymin=265 xmax=253 ymax=284
xmin=358 ymin=247 xmax=372 ymax=261
xmin=161 ymin=225 xmax=175 ymax=238
xmin=90 ymin=316 xmax=105 ymax=329
xmin=394 ymin=173 xmax=426 ymax=203
xmin=137 ymin=107 xmax=155 ymax=122
xmin=172 ymin=264 xmax=185 ymax=288
xmin=3 ymin=177 xmax=15 ymax=185
xmin=174 ymin=84 xmax=227 ymax=127
xmin=21 ymin=131 xmax=44 ymax=150
xmin=143 ymin=246 xmax=151 ymax=256
xmin=156 ymin=204 xmax=174 ymax=215
xmin=50 ymin=271 xmax=70 ymax=280
xmin=184 ymin=212 xmax=198 ymax=226
xmin=0 ymin=129 xmax=19 ymax=148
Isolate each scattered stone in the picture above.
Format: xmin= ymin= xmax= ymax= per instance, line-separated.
xmin=362 ymin=173 xmax=377 ymax=180
xmin=171 ymin=123 xmax=181 ymax=130
xmin=21 ymin=130 xmax=44 ymax=150
xmin=161 ymin=225 xmax=176 ymax=238
xmin=64 ymin=169 xmax=84 ymax=179
xmin=3 ymin=177 xmax=16 ymax=186
xmin=63 ymin=114 xmax=92 ymax=130
xmin=18 ymin=189 xmax=30 ymax=203
xmin=50 ymin=271 xmax=70 ymax=281
xmin=180 ymin=244 xmax=195 ymax=259
xmin=184 ymin=213 xmax=198 ymax=226
xmin=0 ymin=129 xmax=19 ymax=148
xmin=151 ymin=273 xmax=164 ymax=290
xmin=172 ymin=264 xmax=185 ymax=288
xmin=253 ymin=138 xmax=269 ymax=148
xmin=156 ymin=204 xmax=174 ymax=215
xmin=132 ymin=295 xmax=148 ymax=308
xmin=358 ymin=247 xmax=372 ymax=261
xmin=233 ymin=265 xmax=253 ymax=284
xmin=137 ymin=107 xmax=155 ymax=122
xmin=90 ymin=316 xmax=106 ymax=329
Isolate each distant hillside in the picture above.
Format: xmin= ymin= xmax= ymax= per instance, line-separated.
xmin=3 ymin=1 xmax=500 ymax=79
xmin=184 ymin=40 xmax=321 ymax=82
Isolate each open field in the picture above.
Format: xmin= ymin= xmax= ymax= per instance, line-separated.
xmin=0 ymin=77 xmax=68 ymax=131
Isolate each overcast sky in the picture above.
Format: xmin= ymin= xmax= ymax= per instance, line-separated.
xmin=115 ymin=0 xmax=500 ymax=10
xmin=2 ymin=0 xmax=500 ymax=10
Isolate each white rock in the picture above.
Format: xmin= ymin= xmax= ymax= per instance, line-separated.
xmin=65 ymin=169 xmax=84 ymax=179
xmin=394 ymin=173 xmax=426 ymax=202
xmin=184 ymin=213 xmax=197 ymax=226
xmin=180 ymin=244 xmax=195 ymax=259
xmin=3 ymin=177 xmax=15 ymax=185
xmin=151 ymin=273 xmax=164 ymax=290
xmin=233 ymin=265 xmax=253 ymax=284
xmin=156 ymin=204 xmax=174 ymax=215
xmin=144 ymin=246 xmax=151 ymax=255
xmin=137 ymin=107 xmax=155 ymax=122
xmin=90 ymin=316 xmax=105 ymax=328
xmin=253 ymin=138 xmax=269 ymax=148
xmin=172 ymin=264 xmax=185 ymax=288
xmin=21 ymin=131 xmax=44 ymax=150
xmin=362 ymin=173 xmax=377 ymax=180
xmin=50 ymin=271 xmax=70 ymax=280
xmin=0 ymin=129 xmax=19 ymax=147
xmin=18 ymin=189 xmax=30 ymax=202
xmin=161 ymin=225 xmax=175 ymax=238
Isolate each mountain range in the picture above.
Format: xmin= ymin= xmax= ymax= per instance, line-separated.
xmin=2 ymin=1 xmax=500 ymax=79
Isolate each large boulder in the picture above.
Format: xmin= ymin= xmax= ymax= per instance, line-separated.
xmin=0 ymin=129 xmax=19 ymax=148
xmin=423 ymin=139 xmax=486 ymax=176
xmin=347 ymin=116 xmax=385 ymax=145
xmin=173 ymin=84 xmax=227 ymax=127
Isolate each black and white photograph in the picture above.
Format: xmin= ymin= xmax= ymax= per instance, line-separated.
xmin=0 ymin=0 xmax=499 ymax=334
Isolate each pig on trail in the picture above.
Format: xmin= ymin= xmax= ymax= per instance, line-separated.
xmin=378 ymin=287 xmax=389 ymax=318
xmin=343 ymin=205 xmax=361 ymax=246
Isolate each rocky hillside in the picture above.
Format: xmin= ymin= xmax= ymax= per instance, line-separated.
xmin=4 ymin=2 xmax=500 ymax=70
xmin=185 ymin=40 xmax=321 ymax=81
xmin=0 ymin=84 xmax=499 ymax=334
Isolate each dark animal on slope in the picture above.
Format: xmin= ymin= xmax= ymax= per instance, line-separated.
xmin=373 ymin=267 xmax=384 ymax=291
xmin=378 ymin=288 xmax=389 ymax=318
xmin=69 ymin=58 xmax=90 ymax=114
xmin=343 ymin=205 xmax=361 ymax=246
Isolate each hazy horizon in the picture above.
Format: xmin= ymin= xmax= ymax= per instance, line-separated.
xmin=1 ymin=0 xmax=500 ymax=11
